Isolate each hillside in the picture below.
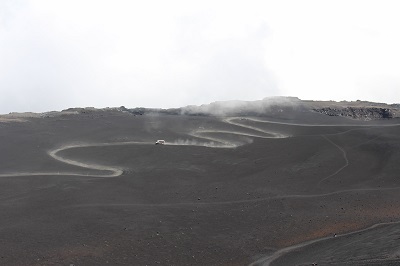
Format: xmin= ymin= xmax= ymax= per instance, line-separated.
xmin=1 ymin=97 xmax=400 ymax=265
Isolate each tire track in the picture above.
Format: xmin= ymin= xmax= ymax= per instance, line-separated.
xmin=187 ymin=117 xmax=288 ymax=148
xmin=0 ymin=117 xmax=396 ymax=187
xmin=318 ymin=135 xmax=349 ymax=186
xmin=0 ymin=117 xmax=395 ymax=180
xmin=249 ymin=220 xmax=400 ymax=266
xmin=0 ymin=141 xmax=152 ymax=178
xmin=0 ymin=117 xmax=289 ymax=178
xmin=2 ymin=117 xmax=400 ymax=265
xmin=53 ymin=186 xmax=400 ymax=209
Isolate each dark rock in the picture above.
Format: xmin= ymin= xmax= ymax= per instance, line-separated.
xmin=313 ymin=107 xmax=393 ymax=120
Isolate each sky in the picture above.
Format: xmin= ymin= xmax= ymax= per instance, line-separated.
xmin=1 ymin=0 xmax=400 ymax=113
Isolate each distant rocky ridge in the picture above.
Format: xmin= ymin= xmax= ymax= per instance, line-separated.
xmin=313 ymin=107 xmax=393 ymax=119
xmin=1 ymin=97 xmax=399 ymax=121
xmin=307 ymin=99 xmax=399 ymax=120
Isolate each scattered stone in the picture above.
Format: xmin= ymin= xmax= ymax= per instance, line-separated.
xmin=313 ymin=107 xmax=393 ymax=120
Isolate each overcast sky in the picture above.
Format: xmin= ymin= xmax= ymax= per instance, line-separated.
xmin=1 ymin=0 xmax=399 ymax=113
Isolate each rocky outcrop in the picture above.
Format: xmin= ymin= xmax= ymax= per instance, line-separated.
xmin=3 ymin=97 xmax=399 ymax=120
xmin=313 ymin=107 xmax=393 ymax=120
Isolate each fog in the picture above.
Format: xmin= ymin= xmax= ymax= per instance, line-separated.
xmin=180 ymin=96 xmax=303 ymax=116
xmin=1 ymin=0 xmax=399 ymax=114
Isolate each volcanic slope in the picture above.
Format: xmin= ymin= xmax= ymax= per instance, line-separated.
xmin=1 ymin=109 xmax=400 ymax=265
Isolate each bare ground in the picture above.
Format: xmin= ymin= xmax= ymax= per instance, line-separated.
xmin=1 ymin=111 xmax=400 ymax=265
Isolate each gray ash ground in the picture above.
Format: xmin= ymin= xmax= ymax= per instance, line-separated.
xmin=1 ymin=98 xmax=400 ymax=265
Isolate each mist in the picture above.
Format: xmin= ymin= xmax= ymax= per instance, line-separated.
xmin=180 ymin=96 xmax=303 ymax=116
xmin=1 ymin=0 xmax=400 ymax=114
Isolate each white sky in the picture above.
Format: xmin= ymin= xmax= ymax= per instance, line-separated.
xmin=1 ymin=0 xmax=400 ymax=113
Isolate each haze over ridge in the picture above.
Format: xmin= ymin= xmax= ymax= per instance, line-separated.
xmin=1 ymin=0 xmax=400 ymax=113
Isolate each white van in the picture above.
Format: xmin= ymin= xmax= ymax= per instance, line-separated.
xmin=155 ymin=140 xmax=165 ymax=145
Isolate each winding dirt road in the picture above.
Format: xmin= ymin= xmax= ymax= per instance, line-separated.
xmin=249 ymin=220 xmax=400 ymax=266
xmin=2 ymin=117 xmax=400 ymax=265
xmin=0 ymin=116 xmax=397 ymax=188
xmin=0 ymin=117 xmax=288 ymax=178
